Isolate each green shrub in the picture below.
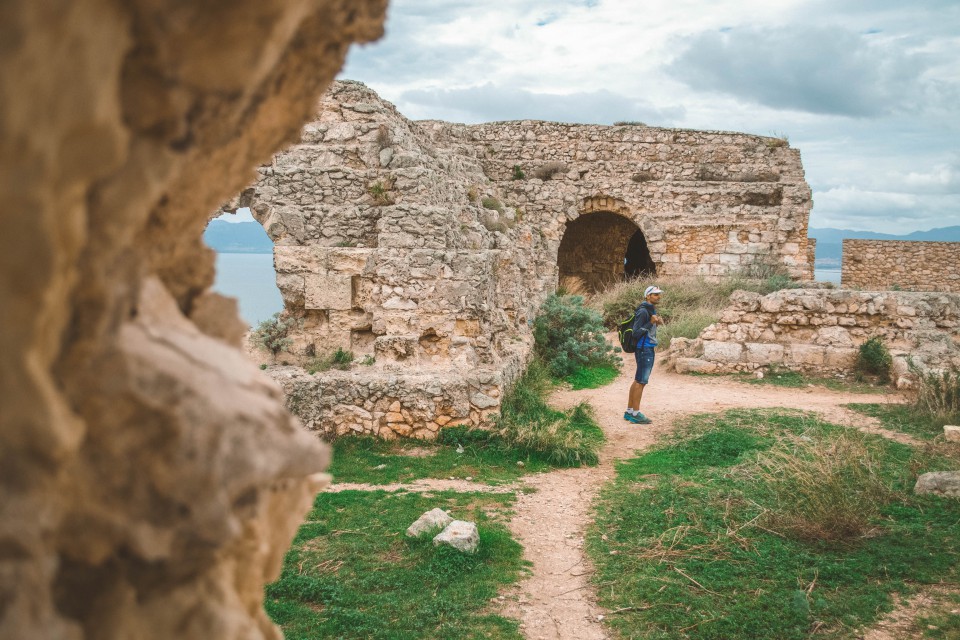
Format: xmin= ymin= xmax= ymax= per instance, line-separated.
xmin=480 ymin=196 xmax=504 ymax=214
xmin=306 ymin=347 xmax=354 ymax=374
xmin=511 ymin=164 xmax=525 ymax=180
xmin=856 ymin=336 xmax=892 ymax=382
xmin=251 ymin=312 xmax=296 ymax=357
xmin=533 ymin=294 xmax=619 ymax=378
xmin=911 ymin=365 xmax=960 ymax=422
xmin=755 ymin=431 xmax=894 ymax=541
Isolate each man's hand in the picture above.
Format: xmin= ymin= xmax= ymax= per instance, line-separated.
xmin=651 ymin=314 xmax=664 ymax=325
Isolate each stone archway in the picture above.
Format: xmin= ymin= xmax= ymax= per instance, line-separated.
xmin=558 ymin=211 xmax=655 ymax=292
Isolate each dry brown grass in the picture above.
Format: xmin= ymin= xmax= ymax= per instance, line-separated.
xmin=558 ymin=276 xmax=588 ymax=296
xmin=754 ymin=431 xmax=895 ymax=542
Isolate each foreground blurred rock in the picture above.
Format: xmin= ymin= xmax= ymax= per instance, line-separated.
xmin=0 ymin=1 xmax=386 ymax=638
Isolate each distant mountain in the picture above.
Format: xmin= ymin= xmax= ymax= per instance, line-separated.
xmin=808 ymin=225 xmax=960 ymax=265
xmin=204 ymin=220 xmax=273 ymax=254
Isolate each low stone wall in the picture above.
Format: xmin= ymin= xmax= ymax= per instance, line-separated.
xmin=667 ymin=289 xmax=960 ymax=386
xmin=843 ymin=239 xmax=960 ymax=292
xmin=267 ymin=347 xmax=529 ymax=440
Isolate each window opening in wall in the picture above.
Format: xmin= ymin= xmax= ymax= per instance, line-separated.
xmin=557 ymin=211 xmax=656 ymax=293
xmin=205 ymin=207 xmax=283 ymax=326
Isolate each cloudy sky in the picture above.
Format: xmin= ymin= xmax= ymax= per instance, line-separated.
xmin=338 ymin=0 xmax=960 ymax=234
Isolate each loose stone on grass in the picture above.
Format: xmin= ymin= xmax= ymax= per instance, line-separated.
xmin=914 ymin=471 xmax=960 ymax=498
xmin=944 ymin=425 xmax=960 ymax=443
xmin=406 ymin=508 xmax=453 ymax=538
xmin=433 ymin=520 xmax=480 ymax=553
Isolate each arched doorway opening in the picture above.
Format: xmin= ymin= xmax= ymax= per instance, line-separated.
xmin=625 ymin=228 xmax=657 ymax=280
xmin=557 ymin=211 xmax=657 ymax=292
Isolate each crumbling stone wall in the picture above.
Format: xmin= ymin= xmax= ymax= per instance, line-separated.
xmin=668 ymin=289 xmax=960 ymax=387
xmin=0 ymin=2 xmax=386 ymax=638
xmin=226 ymin=82 xmax=813 ymax=436
xmin=843 ymin=239 xmax=960 ymax=292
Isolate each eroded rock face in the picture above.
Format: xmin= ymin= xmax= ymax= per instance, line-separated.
xmin=0 ymin=2 xmax=386 ymax=638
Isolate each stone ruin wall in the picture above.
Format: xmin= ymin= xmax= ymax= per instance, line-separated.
xmin=668 ymin=289 xmax=960 ymax=387
xmin=843 ymin=239 xmax=960 ymax=292
xmin=229 ymin=81 xmax=814 ymax=438
xmin=0 ymin=2 xmax=387 ymax=639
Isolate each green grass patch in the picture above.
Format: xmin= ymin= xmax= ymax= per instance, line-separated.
xmin=588 ymin=409 xmax=960 ymax=639
xmin=497 ymin=360 xmax=604 ymax=466
xmin=565 ymin=363 xmax=620 ymax=390
xmin=267 ymin=490 xmax=525 ymax=640
xmin=845 ymin=403 xmax=951 ymax=442
xmin=329 ymin=435 xmax=552 ymax=485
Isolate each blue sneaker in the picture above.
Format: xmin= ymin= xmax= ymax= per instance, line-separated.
xmin=624 ymin=411 xmax=652 ymax=424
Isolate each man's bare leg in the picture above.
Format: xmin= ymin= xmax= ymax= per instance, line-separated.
xmin=628 ymin=381 xmax=645 ymax=411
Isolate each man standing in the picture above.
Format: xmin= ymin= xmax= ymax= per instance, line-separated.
xmin=624 ymin=285 xmax=663 ymax=424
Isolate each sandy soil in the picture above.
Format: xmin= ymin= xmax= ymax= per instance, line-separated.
xmin=327 ymin=351 xmax=912 ymax=639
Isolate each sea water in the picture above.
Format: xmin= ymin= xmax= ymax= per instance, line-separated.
xmin=212 ymin=252 xmax=283 ymax=327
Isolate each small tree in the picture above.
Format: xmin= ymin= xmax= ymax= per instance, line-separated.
xmin=251 ymin=312 xmax=296 ymax=358
xmin=533 ymin=294 xmax=619 ymax=378
xmin=855 ymin=336 xmax=892 ymax=383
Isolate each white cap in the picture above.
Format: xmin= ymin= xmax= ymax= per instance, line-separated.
xmin=644 ymin=285 xmax=662 ymax=297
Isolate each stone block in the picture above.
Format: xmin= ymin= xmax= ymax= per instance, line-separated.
xmin=675 ymin=358 xmax=719 ymax=374
xmin=703 ymin=341 xmax=743 ymax=363
xmin=274 ymin=246 xmax=315 ymax=273
xmin=305 ymin=273 xmax=353 ymax=310
xmin=744 ymin=342 xmax=784 ymax=365
xmin=944 ymin=425 xmax=960 ymax=443
xmin=914 ymin=471 xmax=960 ymax=498
xmin=824 ymin=347 xmax=857 ymax=367
xmin=786 ymin=344 xmax=825 ymax=366
xmin=433 ymin=520 xmax=480 ymax=553
xmin=407 ymin=508 xmax=453 ymax=538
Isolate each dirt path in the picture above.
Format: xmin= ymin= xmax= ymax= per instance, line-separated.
xmin=325 ymin=353 xmax=908 ymax=639
xmin=501 ymin=355 xmax=907 ymax=640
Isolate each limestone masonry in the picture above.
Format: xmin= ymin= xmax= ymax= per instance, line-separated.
xmin=667 ymin=288 xmax=960 ymax=386
xmin=842 ymin=239 xmax=960 ymax=292
xmin=225 ymin=81 xmax=814 ymax=437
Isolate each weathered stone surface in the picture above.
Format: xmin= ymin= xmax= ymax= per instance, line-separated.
xmin=844 ymin=240 xmax=960 ymax=292
xmin=914 ymin=472 xmax=960 ymax=498
xmin=406 ymin=509 xmax=454 ymax=538
xmin=703 ymin=341 xmax=744 ymax=363
xmin=0 ymin=2 xmax=386 ymax=638
xmin=666 ymin=289 xmax=960 ymax=383
xmin=224 ymin=80 xmax=815 ymax=438
xmin=944 ymin=426 xmax=960 ymax=443
xmin=674 ymin=357 xmax=719 ymax=374
xmin=433 ymin=520 xmax=480 ymax=554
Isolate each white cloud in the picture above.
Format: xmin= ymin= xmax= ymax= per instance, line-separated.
xmin=339 ymin=0 xmax=960 ymax=233
xmin=398 ymin=84 xmax=684 ymax=125
xmin=668 ymin=26 xmax=930 ymax=116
